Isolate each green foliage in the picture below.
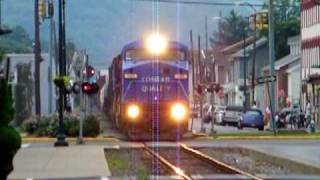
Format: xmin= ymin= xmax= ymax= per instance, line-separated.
xmin=23 ymin=115 xmax=100 ymax=137
xmin=0 ymin=26 xmax=33 ymax=55
xmin=14 ymin=63 xmax=33 ymax=126
xmin=210 ymin=10 xmax=250 ymax=46
xmin=83 ymin=115 xmax=100 ymax=137
xmin=261 ymin=0 xmax=300 ymax=59
xmin=0 ymin=79 xmax=15 ymax=127
xmin=0 ymin=126 xmax=21 ymax=151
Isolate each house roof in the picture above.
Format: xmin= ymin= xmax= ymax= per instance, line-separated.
xmin=231 ymin=37 xmax=268 ymax=58
xmin=220 ymin=36 xmax=255 ymax=55
xmin=275 ymin=54 xmax=300 ymax=70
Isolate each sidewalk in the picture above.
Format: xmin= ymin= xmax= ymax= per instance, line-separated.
xmin=9 ymin=145 xmax=110 ymax=179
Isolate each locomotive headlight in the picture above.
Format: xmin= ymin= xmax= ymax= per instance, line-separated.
xmin=171 ymin=103 xmax=187 ymax=122
xmin=146 ymin=33 xmax=168 ymax=55
xmin=127 ymin=104 xmax=140 ymax=119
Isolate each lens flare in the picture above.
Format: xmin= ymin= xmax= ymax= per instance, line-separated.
xmin=171 ymin=103 xmax=187 ymax=122
xmin=146 ymin=33 xmax=168 ymax=55
xmin=127 ymin=104 xmax=140 ymax=119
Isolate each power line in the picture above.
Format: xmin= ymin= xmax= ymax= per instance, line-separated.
xmin=131 ymin=0 xmax=265 ymax=7
xmin=130 ymin=0 xmax=299 ymax=8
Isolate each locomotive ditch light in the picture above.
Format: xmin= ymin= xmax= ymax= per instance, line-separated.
xmin=146 ymin=33 xmax=168 ymax=55
xmin=171 ymin=103 xmax=187 ymax=122
xmin=127 ymin=104 xmax=140 ymax=120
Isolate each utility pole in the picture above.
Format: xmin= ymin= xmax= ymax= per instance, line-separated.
xmin=190 ymin=30 xmax=195 ymax=131
xmin=243 ymin=21 xmax=247 ymax=111
xmin=205 ymin=16 xmax=208 ymax=52
xmin=198 ymin=35 xmax=205 ymax=133
xmin=34 ymin=0 xmax=41 ymax=116
xmin=48 ymin=0 xmax=55 ymax=114
xmin=251 ymin=14 xmax=257 ymax=105
xmin=268 ymin=0 xmax=276 ymax=134
xmin=55 ymin=0 xmax=68 ymax=147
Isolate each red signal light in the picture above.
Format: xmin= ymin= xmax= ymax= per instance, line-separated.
xmin=82 ymin=66 xmax=96 ymax=77
xmin=81 ymin=82 xmax=99 ymax=94
xmin=90 ymin=68 xmax=95 ymax=76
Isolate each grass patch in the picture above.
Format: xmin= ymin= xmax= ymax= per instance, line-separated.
xmin=137 ymin=167 xmax=150 ymax=180
xmin=107 ymin=153 xmax=128 ymax=172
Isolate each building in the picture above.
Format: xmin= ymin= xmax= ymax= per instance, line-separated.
xmin=222 ymin=37 xmax=269 ymax=109
xmin=4 ymin=53 xmax=56 ymax=120
xmin=301 ymin=0 xmax=320 ymax=121
xmin=272 ymin=35 xmax=301 ymax=110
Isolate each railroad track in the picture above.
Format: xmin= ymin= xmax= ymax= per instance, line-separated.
xmin=143 ymin=143 xmax=264 ymax=180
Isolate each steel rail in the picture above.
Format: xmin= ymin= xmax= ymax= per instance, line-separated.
xmin=143 ymin=144 xmax=193 ymax=180
xmin=180 ymin=144 xmax=264 ymax=180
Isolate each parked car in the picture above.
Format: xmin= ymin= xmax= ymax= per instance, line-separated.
xmin=213 ymin=105 xmax=226 ymax=124
xmin=238 ymin=109 xmax=264 ymax=131
xmin=222 ymin=105 xmax=244 ymax=125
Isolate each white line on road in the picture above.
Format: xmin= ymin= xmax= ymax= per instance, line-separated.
xmin=21 ymin=143 xmax=30 ymax=148
xmin=101 ymin=177 xmax=110 ymax=180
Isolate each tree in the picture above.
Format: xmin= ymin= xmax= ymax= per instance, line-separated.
xmin=261 ymin=0 xmax=300 ymax=59
xmin=210 ymin=10 xmax=250 ymax=46
xmin=14 ymin=63 xmax=33 ymax=126
xmin=0 ymin=26 xmax=33 ymax=54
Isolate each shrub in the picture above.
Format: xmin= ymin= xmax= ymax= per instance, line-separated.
xmin=0 ymin=126 xmax=21 ymax=151
xmin=22 ymin=114 xmax=100 ymax=137
xmin=83 ymin=115 xmax=100 ymax=137
xmin=0 ymin=79 xmax=15 ymax=127
xmin=22 ymin=116 xmax=38 ymax=134
xmin=64 ymin=115 xmax=79 ymax=137
xmin=34 ymin=117 xmax=51 ymax=137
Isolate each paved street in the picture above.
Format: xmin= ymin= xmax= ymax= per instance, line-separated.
xmin=189 ymin=118 xmax=264 ymax=134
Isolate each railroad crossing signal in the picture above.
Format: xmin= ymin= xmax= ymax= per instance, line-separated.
xmin=256 ymin=75 xmax=276 ymax=84
xmin=81 ymin=82 xmax=100 ymax=94
xmin=82 ymin=65 xmax=96 ymax=77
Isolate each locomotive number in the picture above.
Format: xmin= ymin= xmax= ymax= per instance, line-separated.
xmin=141 ymin=85 xmax=171 ymax=92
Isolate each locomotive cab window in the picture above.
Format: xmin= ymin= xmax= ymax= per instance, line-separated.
xmin=125 ymin=49 xmax=186 ymax=61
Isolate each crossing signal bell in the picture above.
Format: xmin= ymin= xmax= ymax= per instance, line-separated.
xmin=81 ymin=82 xmax=99 ymax=94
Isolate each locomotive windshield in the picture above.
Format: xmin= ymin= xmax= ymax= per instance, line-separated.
xmin=125 ymin=49 xmax=186 ymax=61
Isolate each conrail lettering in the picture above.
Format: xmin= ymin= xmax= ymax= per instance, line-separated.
xmin=141 ymin=76 xmax=170 ymax=83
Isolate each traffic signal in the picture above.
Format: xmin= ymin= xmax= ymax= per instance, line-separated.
xmin=196 ymin=84 xmax=203 ymax=95
xmin=256 ymin=12 xmax=268 ymax=29
xmin=38 ymin=0 xmax=47 ymax=19
xmin=82 ymin=66 xmax=96 ymax=77
xmin=205 ymin=84 xmax=221 ymax=93
xmin=81 ymin=82 xmax=99 ymax=94
xmin=214 ymin=84 xmax=221 ymax=93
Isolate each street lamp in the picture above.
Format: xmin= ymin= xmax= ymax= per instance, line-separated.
xmin=54 ymin=0 xmax=68 ymax=147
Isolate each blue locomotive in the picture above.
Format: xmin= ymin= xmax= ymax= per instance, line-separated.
xmin=106 ymin=34 xmax=189 ymax=140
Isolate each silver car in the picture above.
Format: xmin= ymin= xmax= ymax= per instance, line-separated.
xmin=222 ymin=106 xmax=244 ymax=125
xmin=213 ymin=105 xmax=226 ymax=124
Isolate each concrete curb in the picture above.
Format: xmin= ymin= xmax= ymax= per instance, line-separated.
xmin=22 ymin=137 xmax=120 ymax=143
